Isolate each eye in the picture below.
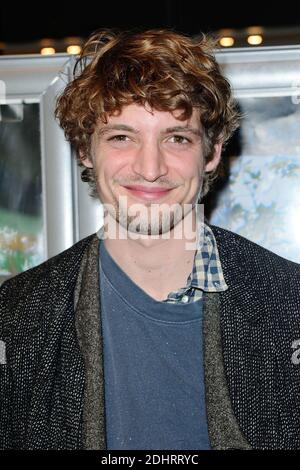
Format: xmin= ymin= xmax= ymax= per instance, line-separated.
xmin=107 ymin=134 xmax=130 ymax=142
xmin=169 ymin=135 xmax=191 ymax=144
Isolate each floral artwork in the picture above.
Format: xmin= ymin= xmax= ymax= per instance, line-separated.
xmin=0 ymin=209 xmax=43 ymax=283
xmin=209 ymin=96 xmax=300 ymax=263
xmin=0 ymin=103 xmax=44 ymax=284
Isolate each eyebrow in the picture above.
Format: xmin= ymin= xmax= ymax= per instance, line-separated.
xmin=164 ymin=126 xmax=202 ymax=137
xmin=97 ymin=125 xmax=139 ymax=136
xmin=97 ymin=124 xmax=202 ymax=138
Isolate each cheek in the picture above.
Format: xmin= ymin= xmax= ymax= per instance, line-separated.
xmin=175 ymin=156 xmax=203 ymax=181
xmin=96 ymin=160 xmax=129 ymax=186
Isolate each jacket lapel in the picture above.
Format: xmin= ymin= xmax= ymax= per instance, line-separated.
xmin=203 ymin=292 xmax=252 ymax=449
xmin=209 ymin=225 xmax=283 ymax=449
xmin=74 ymin=234 xmax=106 ymax=450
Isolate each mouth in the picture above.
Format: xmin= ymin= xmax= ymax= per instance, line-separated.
xmin=122 ymin=185 xmax=174 ymax=201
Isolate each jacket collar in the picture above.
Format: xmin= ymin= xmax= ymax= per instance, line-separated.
xmin=203 ymin=292 xmax=252 ymax=449
xmin=210 ymin=225 xmax=264 ymax=325
xmin=74 ymin=234 xmax=106 ymax=450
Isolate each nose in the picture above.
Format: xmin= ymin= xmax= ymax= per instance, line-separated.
xmin=131 ymin=141 xmax=168 ymax=182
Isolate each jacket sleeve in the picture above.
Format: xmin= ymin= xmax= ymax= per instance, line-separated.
xmin=0 ymin=279 xmax=13 ymax=449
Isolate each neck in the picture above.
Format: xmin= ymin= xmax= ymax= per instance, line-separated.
xmin=102 ymin=208 xmax=200 ymax=300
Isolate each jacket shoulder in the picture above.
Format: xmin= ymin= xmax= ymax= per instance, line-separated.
xmin=1 ymin=233 xmax=96 ymax=290
xmin=0 ymin=234 xmax=97 ymax=330
xmin=210 ymin=224 xmax=300 ymax=275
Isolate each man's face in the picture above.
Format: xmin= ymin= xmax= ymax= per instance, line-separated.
xmin=82 ymin=103 xmax=221 ymax=236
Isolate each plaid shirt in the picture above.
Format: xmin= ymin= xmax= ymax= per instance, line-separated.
xmin=97 ymin=222 xmax=228 ymax=304
xmin=163 ymin=223 xmax=228 ymax=303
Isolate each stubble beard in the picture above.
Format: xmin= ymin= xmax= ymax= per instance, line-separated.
xmin=95 ymin=171 xmax=203 ymax=238
xmin=109 ymin=194 xmax=182 ymax=236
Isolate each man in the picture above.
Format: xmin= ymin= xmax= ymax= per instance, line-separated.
xmin=1 ymin=28 xmax=300 ymax=450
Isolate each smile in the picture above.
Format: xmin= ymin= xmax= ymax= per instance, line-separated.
xmin=122 ymin=185 xmax=174 ymax=201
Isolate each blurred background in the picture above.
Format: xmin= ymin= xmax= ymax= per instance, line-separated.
xmin=0 ymin=0 xmax=300 ymax=55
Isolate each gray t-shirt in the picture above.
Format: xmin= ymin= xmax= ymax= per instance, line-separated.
xmin=99 ymin=239 xmax=210 ymax=450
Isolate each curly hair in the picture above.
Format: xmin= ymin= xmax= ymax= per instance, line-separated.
xmin=55 ymin=28 xmax=240 ymax=198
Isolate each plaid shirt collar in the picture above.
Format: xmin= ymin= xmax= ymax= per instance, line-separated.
xmin=164 ymin=223 xmax=228 ymax=303
xmin=97 ymin=222 xmax=228 ymax=304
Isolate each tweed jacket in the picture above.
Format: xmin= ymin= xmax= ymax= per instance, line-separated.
xmin=0 ymin=225 xmax=300 ymax=450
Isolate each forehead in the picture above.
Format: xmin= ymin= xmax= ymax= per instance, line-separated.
xmin=99 ymin=103 xmax=201 ymax=129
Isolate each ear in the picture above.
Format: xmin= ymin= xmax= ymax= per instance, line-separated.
xmin=79 ymin=150 xmax=94 ymax=169
xmin=204 ymin=142 xmax=222 ymax=172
